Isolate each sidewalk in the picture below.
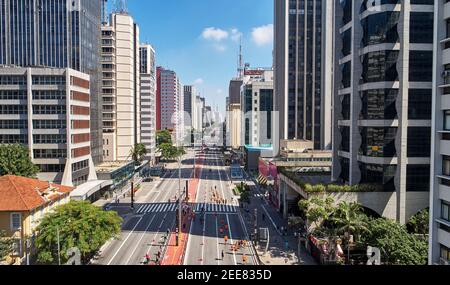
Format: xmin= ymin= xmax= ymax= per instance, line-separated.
xmin=240 ymin=181 xmax=317 ymax=265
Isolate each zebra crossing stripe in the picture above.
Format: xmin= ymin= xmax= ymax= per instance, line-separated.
xmin=137 ymin=205 xmax=144 ymax=214
xmin=147 ymin=204 xmax=155 ymax=212
xmin=142 ymin=204 xmax=150 ymax=213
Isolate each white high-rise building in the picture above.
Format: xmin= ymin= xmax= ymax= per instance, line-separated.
xmin=430 ymin=0 xmax=450 ymax=266
xmin=140 ymin=44 xmax=157 ymax=164
xmin=101 ymin=12 xmax=140 ymax=161
xmin=240 ymin=68 xmax=274 ymax=147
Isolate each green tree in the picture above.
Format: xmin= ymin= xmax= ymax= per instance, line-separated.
xmin=0 ymin=230 xmax=13 ymax=262
xmin=407 ymin=209 xmax=429 ymax=236
xmin=362 ymin=218 xmax=428 ymax=265
xmin=156 ymin=130 xmax=172 ymax=146
xmin=0 ymin=144 xmax=40 ymax=178
xmin=158 ymin=143 xmax=185 ymax=161
xmin=331 ymin=202 xmax=370 ymax=263
xmin=298 ymin=196 xmax=335 ymax=232
xmin=130 ymin=143 xmax=147 ymax=164
xmin=35 ymin=201 xmax=122 ymax=265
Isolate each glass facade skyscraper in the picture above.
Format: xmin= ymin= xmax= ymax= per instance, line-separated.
xmin=0 ymin=0 xmax=103 ymax=164
xmin=274 ymin=0 xmax=333 ymax=150
xmin=332 ymin=0 xmax=433 ymax=224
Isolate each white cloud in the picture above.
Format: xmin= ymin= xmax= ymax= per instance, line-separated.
xmin=213 ymin=43 xmax=227 ymax=52
xmin=230 ymin=28 xmax=242 ymax=42
xmin=201 ymin=27 xmax=229 ymax=42
xmin=251 ymin=24 xmax=274 ymax=46
xmin=193 ymin=78 xmax=204 ymax=85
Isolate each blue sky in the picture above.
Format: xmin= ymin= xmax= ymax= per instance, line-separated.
xmin=122 ymin=0 xmax=274 ymax=113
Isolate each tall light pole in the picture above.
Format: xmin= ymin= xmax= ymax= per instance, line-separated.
xmin=176 ymin=112 xmax=183 ymax=246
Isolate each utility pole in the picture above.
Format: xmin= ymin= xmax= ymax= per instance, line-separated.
xmin=130 ymin=181 xmax=134 ymax=210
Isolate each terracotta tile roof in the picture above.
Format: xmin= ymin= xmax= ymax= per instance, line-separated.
xmin=0 ymin=175 xmax=74 ymax=212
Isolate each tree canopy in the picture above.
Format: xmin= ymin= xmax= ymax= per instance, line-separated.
xmin=362 ymin=218 xmax=428 ymax=265
xmin=158 ymin=143 xmax=185 ymax=161
xmin=0 ymin=230 xmax=13 ymax=262
xmin=298 ymin=195 xmax=428 ymax=265
xmin=0 ymin=144 xmax=40 ymax=178
xmin=130 ymin=143 xmax=147 ymax=163
xmin=156 ymin=130 xmax=172 ymax=146
xmin=35 ymin=201 xmax=122 ymax=265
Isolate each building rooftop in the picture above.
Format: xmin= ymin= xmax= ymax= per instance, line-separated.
xmin=95 ymin=161 xmax=134 ymax=174
xmin=0 ymin=175 xmax=74 ymax=212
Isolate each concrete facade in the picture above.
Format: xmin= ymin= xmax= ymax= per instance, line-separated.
xmin=139 ymin=44 xmax=157 ymax=164
xmin=101 ymin=13 xmax=140 ymax=161
xmin=241 ymin=68 xmax=274 ymax=147
xmin=332 ymin=0 xmax=433 ymax=224
xmin=0 ymin=67 xmax=97 ymax=187
xmin=430 ymin=0 xmax=450 ymax=265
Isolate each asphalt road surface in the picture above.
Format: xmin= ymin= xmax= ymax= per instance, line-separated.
xmin=184 ymin=150 xmax=257 ymax=265
xmin=93 ymin=148 xmax=256 ymax=265
xmin=93 ymin=151 xmax=194 ymax=265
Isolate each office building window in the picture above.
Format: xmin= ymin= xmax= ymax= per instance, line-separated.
xmin=441 ymin=245 xmax=450 ymax=262
xmin=443 ymin=156 xmax=450 ymax=176
xmin=406 ymin=165 xmax=430 ymax=192
xmin=442 ymin=201 xmax=450 ymax=222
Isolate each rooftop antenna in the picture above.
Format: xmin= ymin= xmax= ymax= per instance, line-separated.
xmin=114 ymin=0 xmax=128 ymax=15
xmin=238 ymin=36 xmax=244 ymax=79
xmin=102 ymin=0 xmax=108 ymax=25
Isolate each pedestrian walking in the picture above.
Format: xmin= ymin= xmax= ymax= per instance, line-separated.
xmin=262 ymin=213 xmax=265 ymax=222
xmin=221 ymin=250 xmax=225 ymax=260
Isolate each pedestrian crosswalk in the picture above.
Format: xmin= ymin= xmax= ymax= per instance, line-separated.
xmin=193 ymin=203 xmax=237 ymax=214
xmin=136 ymin=203 xmax=178 ymax=214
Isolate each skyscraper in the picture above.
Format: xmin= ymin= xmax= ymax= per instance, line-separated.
xmin=156 ymin=67 xmax=180 ymax=133
xmin=101 ymin=12 xmax=140 ymax=161
xmin=430 ymin=0 xmax=450 ymax=265
xmin=184 ymin=85 xmax=197 ymax=128
xmin=274 ymin=0 xmax=333 ymax=150
xmin=241 ymin=68 xmax=274 ymax=147
xmin=140 ymin=44 xmax=157 ymax=164
xmin=0 ymin=0 xmax=103 ymax=164
xmin=332 ymin=0 xmax=433 ymax=224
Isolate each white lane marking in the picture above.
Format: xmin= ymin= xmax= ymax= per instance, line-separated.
xmin=106 ymin=158 xmax=191 ymax=265
xmin=148 ymin=204 xmax=157 ymax=213
xmin=225 ymin=213 xmax=237 ymax=265
xmin=107 ymin=216 xmax=143 ymax=265
xmin=215 ymin=215 xmax=220 ymax=265
xmin=184 ymin=149 xmax=203 ymax=265
xmin=143 ymin=204 xmax=152 ymax=213
xmin=237 ymin=206 xmax=258 ymax=265
xmin=125 ymin=214 xmax=157 ymax=265
xmin=137 ymin=205 xmax=144 ymax=213
xmin=143 ymin=211 xmax=170 ymax=262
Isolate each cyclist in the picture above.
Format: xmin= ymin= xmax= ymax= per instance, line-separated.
xmin=242 ymin=254 xmax=248 ymax=265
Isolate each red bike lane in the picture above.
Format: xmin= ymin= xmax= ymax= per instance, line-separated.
xmin=161 ymin=153 xmax=204 ymax=265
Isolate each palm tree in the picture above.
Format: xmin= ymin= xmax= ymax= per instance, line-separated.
xmin=130 ymin=143 xmax=147 ymax=164
xmin=331 ymin=202 xmax=370 ymax=264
